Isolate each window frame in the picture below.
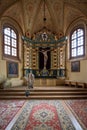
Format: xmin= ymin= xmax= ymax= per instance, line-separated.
xmin=70 ymin=27 xmax=85 ymax=59
xmin=3 ymin=25 xmax=19 ymax=60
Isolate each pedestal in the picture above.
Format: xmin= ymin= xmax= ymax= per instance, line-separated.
xmin=34 ymin=78 xmax=56 ymax=87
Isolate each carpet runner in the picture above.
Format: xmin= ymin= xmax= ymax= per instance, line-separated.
xmin=0 ymin=100 xmax=25 ymax=130
xmin=65 ymin=100 xmax=87 ymax=130
xmin=11 ymin=100 xmax=76 ymax=130
xmin=1 ymin=100 xmax=86 ymax=130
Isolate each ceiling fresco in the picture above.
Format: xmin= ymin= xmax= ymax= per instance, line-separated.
xmin=0 ymin=0 xmax=87 ymax=36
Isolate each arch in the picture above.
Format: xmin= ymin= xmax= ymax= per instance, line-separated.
xmin=0 ymin=16 xmax=23 ymax=61
xmin=65 ymin=18 xmax=87 ymax=60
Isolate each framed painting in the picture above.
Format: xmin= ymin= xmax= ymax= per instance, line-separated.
xmin=71 ymin=61 xmax=80 ymax=72
xmin=7 ymin=61 xmax=18 ymax=77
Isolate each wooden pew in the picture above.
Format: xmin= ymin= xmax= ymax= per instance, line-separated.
xmin=86 ymin=83 xmax=87 ymax=88
xmin=70 ymin=81 xmax=77 ymax=87
xmin=65 ymin=80 xmax=77 ymax=87
xmin=65 ymin=80 xmax=87 ymax=88
xmin=77 ymin=82 xmax=86 ymax=88
xmin=64 ymin=80 xmax=71 ymax=87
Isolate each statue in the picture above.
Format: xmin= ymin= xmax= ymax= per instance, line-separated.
xmin=38 ymin=48 xmax=55 ymax=69
xmin=24 ymin=71 xmax=35 ymax=97
xmin=27 ymin=71 xmax=35 ymax=89
xmin=39 ymin=49 xmax=49 ymax=69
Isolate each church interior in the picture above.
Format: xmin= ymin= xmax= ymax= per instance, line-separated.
xmin=0 ymin=0 xmax=87 ymax=130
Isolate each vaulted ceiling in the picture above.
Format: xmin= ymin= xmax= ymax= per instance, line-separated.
xmin=0 ymin=0 xmax=87 ymax=36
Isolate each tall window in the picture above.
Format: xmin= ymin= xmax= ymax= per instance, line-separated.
xmin=70 ymin=28 xmax=85 ymax=59
xmin=3 ymin=27 xmax=18 ymax=58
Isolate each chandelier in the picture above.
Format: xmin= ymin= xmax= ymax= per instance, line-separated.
xmin=22 ymin=0 xmax=67 ymax=48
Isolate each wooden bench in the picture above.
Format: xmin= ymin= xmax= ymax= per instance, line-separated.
xmin=65 ymin=80 xmax=77 ymax=87
xmin=64 ymin=80 xmax=71 ymax=86
xmin=86 ymin=83 xmax=87 ymax=88
xmin=70 ymin=81 xmax=77 ymax=87
xmin=77 ymin=82 xmax=86 ymax=88
xmin=64 ymin=80 xmax=87 ymax=88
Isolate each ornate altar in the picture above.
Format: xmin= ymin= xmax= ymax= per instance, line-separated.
xmin=22 ymin=27 xmax=66 ymax=79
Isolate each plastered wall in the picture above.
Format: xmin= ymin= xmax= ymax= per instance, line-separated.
xmin=0 ymin=18 xmax=24 ymax=87
xmin=66 ymin=18 xmax=87 ymax=83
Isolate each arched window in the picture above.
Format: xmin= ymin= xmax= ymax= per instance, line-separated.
xmin=70 ymin=27 xmax=85 ymax=59
xmin=3 ymin=26 xmax=18 ymax=59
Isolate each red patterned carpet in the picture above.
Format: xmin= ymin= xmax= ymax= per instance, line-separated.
xmin=65 ymin=100 xmax=87 ymax=130
xmin=11 ymin=100 xmax=76 ymax=130
xmin=0 ymin=100 xmax=25 ymax=130
xmin=25 ymin=102 xmax=61 ymax=130
xmin=0 ymin=100 xmax=87 ymax=130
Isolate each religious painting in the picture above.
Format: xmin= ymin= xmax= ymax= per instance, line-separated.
xmin=71 ymin=61 xmax=80 ymax=72
xmin=7 ymin=61 xmax=18 ymax=77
